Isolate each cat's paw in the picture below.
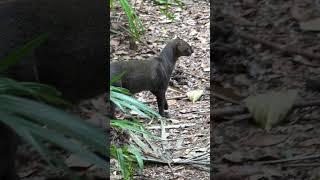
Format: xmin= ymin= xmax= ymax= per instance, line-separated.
xmin=163 ymin=112 xmax=170 ymax=118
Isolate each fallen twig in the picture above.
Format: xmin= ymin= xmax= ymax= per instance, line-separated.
xmin=256 ymin=154 xmax=320 ymax=165
xmin=212 ymin=99 xmax=320 ymax=117
xmin=143 ymin=95 xmax=187 ymax=103
xmin=282 ymin=163 xmax=320 ymax=168
xmin=147 ymin=123 xmax=196 ymax=130
xmin=143 ymin=93 xmax=210 ymax=103
xmin=182 ymin=71 xmax=210 ymax=81
xmin=144 ymin=157 xmax=210 ymax=166
xmin=237 ymin=30 xmax=320 ymax=60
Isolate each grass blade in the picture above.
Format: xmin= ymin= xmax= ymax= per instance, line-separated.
xmin=0 ymin=33 xmax=49 ymax=72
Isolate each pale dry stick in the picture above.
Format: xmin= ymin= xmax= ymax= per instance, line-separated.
xmin=212 ymin=99 xmax=320 ymax=117
xmin=144 ymin=156 xmax=210 ymax=166
xmin=129 ymin=132 xmax=158 ymax=158
xmin=256 ymin=154 xmax=320 ymax=165
xmin=167 ymin=134 xmax=206 ymax=141
xmin=159 ymin=117 xmax=167 ymax=140
xmin=147 ymin=123 xmax=196 ymax=130
xmin=190 ymin=165 xmax=210 ymax=172
xmin=172 ymin=159 xmax=210 ymax=166
xmin=167 ymin=146 xmax=200 ymax=151
xmin=182 ymin=71 xmax=210 ymax=81
xmin=143 ymin=95 xmax=187 ymax=103
xmin=283 ymin=163 xmax=320 ymax=167
xmin=143 ymin=157 xmax=210 ymax=172
xmin=212 ymin=92 xmax=242 ymax=105
xmin=144 ymin=93 xmax=210 ymax=103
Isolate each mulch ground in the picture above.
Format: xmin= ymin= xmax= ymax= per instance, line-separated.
xmin=212 ymin=0 xmax=320 ymax=179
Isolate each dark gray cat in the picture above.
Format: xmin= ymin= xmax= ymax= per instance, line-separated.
xmin=110 ymin=38 xmax=193 ymax=117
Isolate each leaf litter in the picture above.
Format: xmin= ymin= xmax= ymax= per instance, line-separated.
xmin=111 ymin=0 xmax=210 ymax=179
xmin=212 ymin=0 xmax=320 ymax=179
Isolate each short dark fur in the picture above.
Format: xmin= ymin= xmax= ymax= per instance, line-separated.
xmin=110 ymin=38 xmax=193 ymax=117
xmin=0 ymin=1 xmax=107 ymax=179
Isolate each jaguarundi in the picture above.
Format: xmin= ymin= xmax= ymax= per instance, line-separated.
xmin=110 ymin=37 xmax=193 ymax=117
xmin=0 ymin=0 xmax=107 ymax=179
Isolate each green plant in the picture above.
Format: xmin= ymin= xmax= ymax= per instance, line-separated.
xmin=110 ymin=118 xmax=155 ymax=179
xmin=110 ymin=86 xmax=161 ymax=119
xmin=109 ymin=75 xmax=161 ymax=179
xmin=110 ymin=0 xmax=145 ymax=40
xmin=0 ymin=34 xmax=107 ymax=175
xmin=155 ymin=0 xmax=185 ymax=20
xmin=110 ymin=0 xmax=185 ymax=39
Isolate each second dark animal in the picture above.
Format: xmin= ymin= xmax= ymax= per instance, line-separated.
xmin=0 ymin=0 xmax=107 ymax=179
xmin=110 ymin=37 xmax=193 ymax=117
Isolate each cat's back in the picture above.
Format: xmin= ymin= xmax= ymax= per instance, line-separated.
xmin=110 ymin=59 xmax=157 ymax=77
xmin=110 ymin=58 xmax=160 ymax=93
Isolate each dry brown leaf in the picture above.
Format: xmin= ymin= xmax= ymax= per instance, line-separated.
xmin=291 ymin=0 xmax=314 ymax=21
xmin=300 ymin=18 xmax=320 ymax=31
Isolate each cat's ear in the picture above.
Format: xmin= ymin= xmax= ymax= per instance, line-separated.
xmin=175 ymin=36 xmax=182 ymax=45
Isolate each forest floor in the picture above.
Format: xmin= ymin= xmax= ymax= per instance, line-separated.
xmin=111 ymin=0 xmax=210 ymax=179
xmin=212 ymin=0 xmax=320 ymax=179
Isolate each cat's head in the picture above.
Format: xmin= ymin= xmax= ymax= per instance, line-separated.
xmin=175 ymin=37 xmax=194 ymax=57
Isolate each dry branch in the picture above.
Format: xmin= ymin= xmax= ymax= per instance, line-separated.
xmin=256 ymin=154 xmax=320 ymax=165
xmin=237 ymin=30 xmax=320 ymax=60
xmin=212 ymin=99 xmax=320 ymax=117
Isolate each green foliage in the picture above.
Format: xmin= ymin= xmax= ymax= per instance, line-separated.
xmin=110 ymin=0 xmax=185 ymax=39
xmin=110 ymin=145 xmax=135 ymax=179
xmin=0 ymin=33 xmax=49 ymax=72
xmin=111 ymin=119 xmax=154 ymax=138
xmin=109 ymin=74 xmax=161 ymax=179
xmin=110 ymin=85 xmax=161 ymax=119
xmin=111 ymin=0 xmax=145 ymax=40
xmin=109 ymin=70 xmax=127 ymax=86
xmin=0 ymin=77 xmax=71 ymax=107
xmin=155 ymin=0 xmax=185 ymax=20
xmin=110 ymin=119 xmax=151 ymax=179
xmin=0 ymin=34 xmax=107 ymax=174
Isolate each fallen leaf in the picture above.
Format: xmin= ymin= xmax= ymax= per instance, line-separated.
xmin=203 ymin=67 xmax=210 ymax=72
xmin=300 ymin=18 xmax=320 ymax=31
xmin=187 ymin=90 xmax=204 ymax=103
xmin=244 ymin=90 xmax=299 ymax=131
xmin=242 ymin=134 xmax=288 ymax=147
xmin=291 ymin=0 xmax=314 ymax=21
xmin=223 ymin=151 xmax=246 ymax=163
